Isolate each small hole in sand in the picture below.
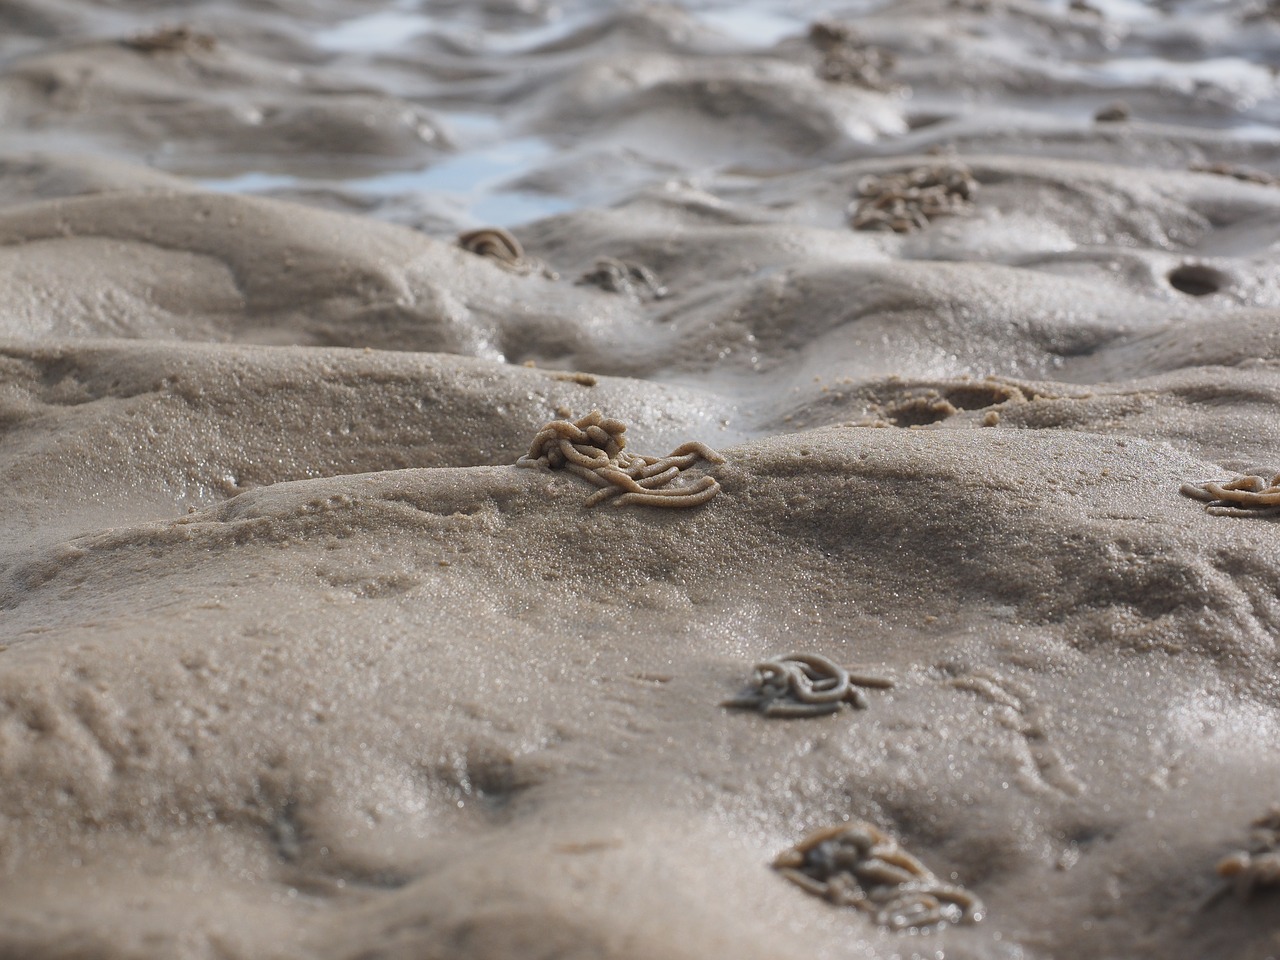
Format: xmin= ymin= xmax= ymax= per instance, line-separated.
xmin=887 ymin=395 xmax=957 ymax=427
xmin=940 ymin=382 xmax=1024 ymax=410
xmin=1167 ymin=264 xmax=1226 ymax=297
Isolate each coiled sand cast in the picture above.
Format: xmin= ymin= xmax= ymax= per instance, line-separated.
xmin=1181 ymin=473 xmax=1280 ymax=517
xmin=774 ymin=821 xmax=984 ymax=930
xmin=722 ymin=652 xmax=894 ymax=718
xmin=516 ymin=410 xmax=725 ymax=508
xmin=1216 ymin=807 xmax=1280 ymax=899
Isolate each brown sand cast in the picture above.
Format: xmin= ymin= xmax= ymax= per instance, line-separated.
xmin=848 ymin=161 xmax=978 ymax=233
xmin=721 ymin=652 xmax=894 ymax=717
xmin=457 ymin=226 xmax=528 ymax=270
xmin=773 ymin=821 xmax=984 ymax=930
xmin=516 ymin=410 xmax=725 ymax=507
xmin=1181 ymin=474 xmax=1280 ymax=518
xmin=1216 ymin=808 xmax=1280 ymax=900
xmin=575 ymin=256 xmax=669 ymax=301
xmin=458 ymin=226 xmax=558 ymax=278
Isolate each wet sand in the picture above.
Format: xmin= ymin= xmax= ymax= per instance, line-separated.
xmin=3 ymin=1 xmax=1280 ymax=958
